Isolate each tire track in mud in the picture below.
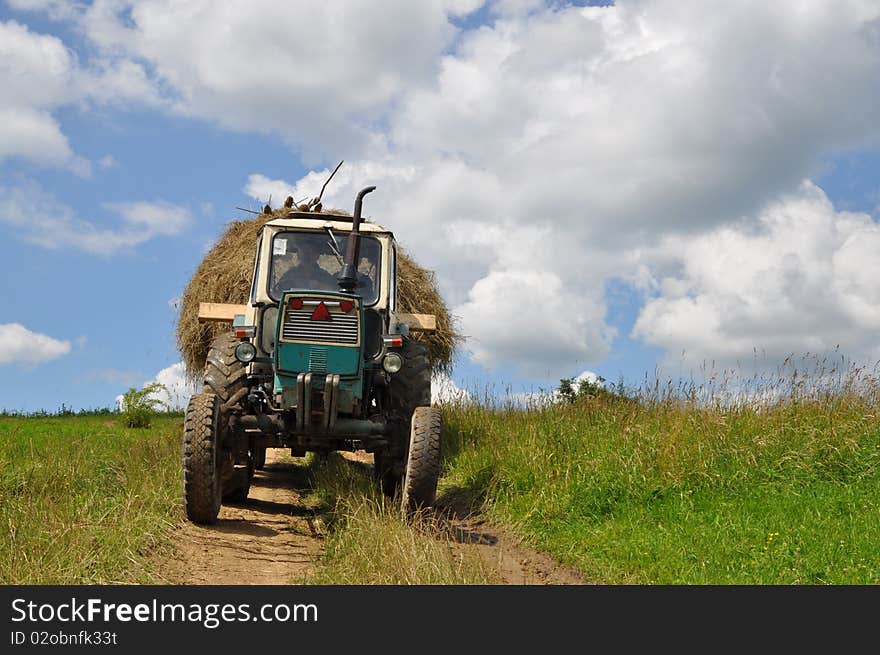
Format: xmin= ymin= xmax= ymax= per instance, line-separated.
xmin=160 ymin=450 xmax=586 ymax=585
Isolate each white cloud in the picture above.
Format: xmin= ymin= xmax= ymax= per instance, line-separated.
xmin=0 ymin=20 xmax=77 ymax=168
xmin=571 ymin=370 xmax=603 ymax=391
xmin=431 ymin=372 xmax=472 ymax=404
xmin=147 ymin=362 xmax=199 ymax=411
xmin=0 ymin=18 xmax=163 ymax=170
xmin=0 ymin=323 xmax=71 ymax=365
xmin=244 ymin=174 xmax=298 ymax=208
xmin=0 ymin=181 xmax=191 ymax=254
xmin=72 ymin=0 xmax=483 ymax=158
xmin=262 ymin=0 xmax=880 ymax=378
xmin=104 ymin=200 xmax=192 ymax=236
xmin=12 ymin=1 xmax=880 ymax=379
xmin=117 ymin=362 xmax=197 ymax=411
xmin=633 ymin=182 xmax=880 ymax=367
xmin=455 ymin=268 xmax=613 ymax=377
xmin=0 ymin=108 xmax=74 ymax=167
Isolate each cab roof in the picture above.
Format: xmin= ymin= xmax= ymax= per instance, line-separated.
xmin=264 ymin=211 xmax=393 ymax=235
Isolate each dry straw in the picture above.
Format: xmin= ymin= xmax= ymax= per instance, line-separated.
xmin=176 ymin=208 xmax=460 ymax=381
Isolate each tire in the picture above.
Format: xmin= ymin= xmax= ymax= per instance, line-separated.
xmin=388 ymin=340 xmax=431 ymax=412
xmin=183 ymin=392 xmax=222 ymax=524
xmin=254 ymin=446 xmax=267 ymax=470
xmin=203 ymin=331 xmax=247 ymax=406
xmin=223 ymin=461 xmax=252 ymax=503
xmin=378 ymin=340 xmax=431 ymax=496
xmin=204 ymin=330 xmax=255 ymax=500
xmin=400 ymin=406 xmax=442 ymax=513
xmin=373 ymin=451 xmax=402 ymax=496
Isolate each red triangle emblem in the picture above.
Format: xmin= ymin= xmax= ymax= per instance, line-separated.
xmin=311 ymin=301 xmax=331 ymax=321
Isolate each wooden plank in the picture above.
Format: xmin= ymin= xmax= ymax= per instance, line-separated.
xmin=398 ymin=313 xmax=436 ymax=332
xmin=198 ymin=302 xmax=248 ymax=323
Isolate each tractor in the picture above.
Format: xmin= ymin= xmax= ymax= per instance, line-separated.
xmin=183 ymin=186 xmax=441 ymax=524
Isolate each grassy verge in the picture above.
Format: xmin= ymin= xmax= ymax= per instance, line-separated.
xmin=440 ymin=387 xmax=880 ymax=584
xmin=302 ymin=454 xmax=498 ymax=584
xmin=0 ymin=415 xmax=182 ymax=584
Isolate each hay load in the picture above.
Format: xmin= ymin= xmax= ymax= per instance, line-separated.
xmin=176 ymin=208 xmax=459 ymax=381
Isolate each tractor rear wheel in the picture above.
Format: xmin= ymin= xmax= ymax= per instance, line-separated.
xmin=204 ymin=330 xmax=255 ymax=500
xmin=388 ymin=339 xmax=431 ymax=410
xmin=400 ymin=406 xmax=442 ymax=513
xmin=222 ymin=460 xmax=253 ymax=503
xmin=204 ymin=331 xmax=247 ymax=407
xmin=183 ymin=392 xmax=222 ymax=524
xmin=379 ymin=340 xmax=431 ymax=496
xmin=373 ymin=451 xmax=402 ymax=496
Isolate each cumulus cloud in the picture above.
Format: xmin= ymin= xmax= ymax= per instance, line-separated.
xmin=456 ymin=268 xmax=613 ymax=376
xmin=117 ymin=362 xmax=198 ymax=411
xmin=13 ymin=1 xmax=880 ymax=379
xmin=0 ymin=18 xmax=163 ymax=170
xmin=0 ymin=20 xmax=77 ymax=168
xmin=0 ymin=108 xmax=75 ymax=167
xmin=633 ymin=182 xmax=880 ymax=367
xmin=70 ymin=0 xmax=483 ymax=158
xmin=262 ymin=0 xmax=880 ymax=377
xmin=0 ymin=323 xmax=71 ymax=365
xmin=431 ymin=372 xmax=472 ymax=404
xmin=0 ymin=181 xmax=192 ymax=254
xmin=147 ymin=362 xmax=199 ymax=411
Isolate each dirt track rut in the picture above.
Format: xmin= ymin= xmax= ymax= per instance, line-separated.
xmin=159 ymin=450 xmax=585 ymax=585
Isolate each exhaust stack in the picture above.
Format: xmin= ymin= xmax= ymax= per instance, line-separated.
xmin=337 ymin=185 xmax=376 ymax=294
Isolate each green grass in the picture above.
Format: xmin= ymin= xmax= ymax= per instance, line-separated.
xmin=5 ymin=362 xmax=878 ymax=585
xmin=440 ymin=387 xmax=880 ymax=584
xmin=301 ymin=453 xmax=498 ymax=585
xmin=0 ymin=414 xmax=182 ymax=584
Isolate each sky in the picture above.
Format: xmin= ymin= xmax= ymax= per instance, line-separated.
xmin=0 ymin=0 xmax=878 ymax=412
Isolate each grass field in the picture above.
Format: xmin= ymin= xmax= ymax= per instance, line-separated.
xmin=2 ymin=361 xmax=878 ymax=584
xmin=0 ymin=414 xmax=182 ymax=584
xmin=439 ymin=367 xmax=880 ymax=584
xmin=0 ymin=412 xmax=493 ymax=585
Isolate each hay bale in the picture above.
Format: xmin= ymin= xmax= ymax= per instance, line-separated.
xmin=176 ymin=209 xmax=459 ymax=381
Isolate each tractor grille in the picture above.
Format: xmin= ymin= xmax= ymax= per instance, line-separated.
xmin=281 ymin=307 xmax=359 ymax=345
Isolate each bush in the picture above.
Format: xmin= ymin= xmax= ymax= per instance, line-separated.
xmin=120 ymin=383 xmax=168 ymax=428
xmin=557 ymin=375 xmax=630 ymax=403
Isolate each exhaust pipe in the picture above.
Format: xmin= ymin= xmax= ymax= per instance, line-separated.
xmin=338 ymin=185 xmax=376 ymax=294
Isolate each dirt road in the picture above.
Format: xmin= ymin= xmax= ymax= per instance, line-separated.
xmin=159 ymin=450 xmax=585 ymax=585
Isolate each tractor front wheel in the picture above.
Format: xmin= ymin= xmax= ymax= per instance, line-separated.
xmin=400 ymin=406 xmax=442 ymax=513
xmin=183 ymin=392 xmax=223 ymax=524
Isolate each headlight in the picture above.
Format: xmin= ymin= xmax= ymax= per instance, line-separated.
xmin=235 ymin=341 xmax=257 ymax=363
xmin=382 ymin=352 xmax=403 ymax=374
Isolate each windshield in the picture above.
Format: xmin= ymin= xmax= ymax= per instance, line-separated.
xmin=269 ymin=230 xmax=381 ymax=304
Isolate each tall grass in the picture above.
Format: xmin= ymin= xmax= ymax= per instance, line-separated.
xmin=0 ymin=415 xmax=182 ymax=584
xmin=303 ymin=454 xmax=498 ymax=585
xmin=440 ymin=357 xmax=880 ymax=583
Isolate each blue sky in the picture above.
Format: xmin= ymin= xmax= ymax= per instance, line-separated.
xmin=1 ymin=1 xmax=879 ymax=412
